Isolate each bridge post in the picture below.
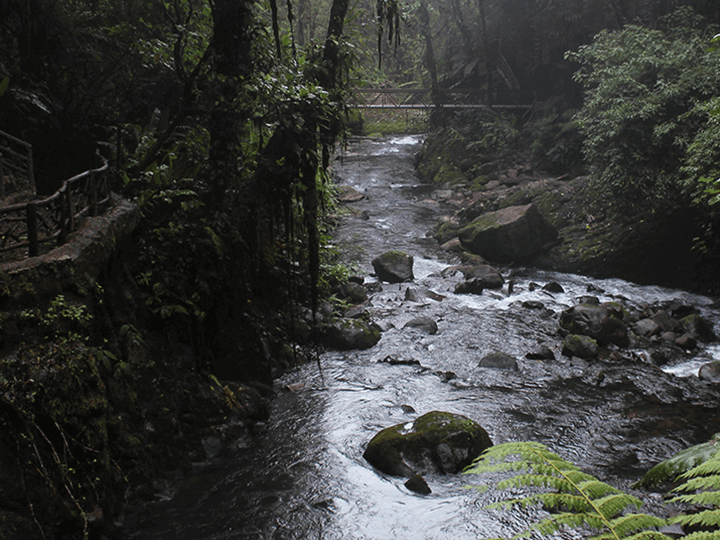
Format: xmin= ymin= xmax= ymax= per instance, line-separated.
xmin=66 ymin=189 xmax=75 ymax=232
xmin=59 ymin=188 xmax=69 ymax=246
xmin=27 ymin=146 xmax=35 ymax=194
xmin=27 ymin=202 xmax=38 ymax=257
xmin=90 ymin=171 xmax=98 ymax=217
xmin=0 ymin=152 xmax=4 ymax=199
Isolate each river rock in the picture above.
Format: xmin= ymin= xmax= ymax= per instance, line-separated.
xmin=526 ymin=345 xmax=555 ymax=360
xmin=542 ymin=281 xmax=564 ymax=293
xmin=478 ymin=352 xmax=518 ymax=370
xmin=338 ymin=185 xmax=364 ymax=202
xmin=459 ymin=264 xmax=504 ymax=289
xmin=674 ymin=333 xmax=697 ymax=349
xmin=679 ymin=314 xmax=716 ymax=342
xmin=324 ymin=318 xmax=381 ymax=350
xmin=699 ymin=361 xmax=720 ymax=383
xmin=338 ymin=282 xmax=368 ymax=304
xmin=440 ymin=238 xmax=464 ymax=252
xmin=403 ymin=316 xmax=438 ymax=335
xmin=652 ymin=310 xmax=676 ymax=333
xmin=454 ymin=279 xmax=485 ymax=295
xmin=559 ymin=303 xmax=629 ymax=347
xmin=372 ymin=251 xmax=414 ymax=283
xmin=404 ymin=474 xmax=432 ymax=495
xmin=633 ymin=318 xmax=661 ymax=337
xmin=363 ymin=411 xmax=492 ymax=477
xmin=562 ymin=334 xmax=598 ymax=359
xmin=457 ymin=204 xmax=558 ymax=264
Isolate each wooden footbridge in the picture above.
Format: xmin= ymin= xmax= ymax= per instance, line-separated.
xmin=0 ymin=129 xmax=113 ymax=260
xmin=349 ymin=88 xmax=535 ymax=110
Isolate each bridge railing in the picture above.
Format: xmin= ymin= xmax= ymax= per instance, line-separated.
xmin=349 ymin=88 xmax=535 ymax=110
xmin=0 ymin=129 xmax=35 ymax=195
xmin=0 ymin=150 xmax=112 ymax=258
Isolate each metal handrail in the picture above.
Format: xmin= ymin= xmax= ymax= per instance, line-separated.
xmin=349 ymin=88 xmax=535 ymax=110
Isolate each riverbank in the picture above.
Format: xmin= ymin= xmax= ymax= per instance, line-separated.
xmin=0 ymin=198 xmax=289 ymax=540
xmin=415 ymin=123 xmax=720 ymax=293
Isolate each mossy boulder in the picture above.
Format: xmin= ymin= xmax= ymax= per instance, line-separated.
xmin=458 ymin=204 xmax=558 ymax=264
xmin=324 ymin=318 xmax=382 ymax=350
xmin=372 ymin=251 xmax=414 ymax=283
xmin=562 ymin=334 xmax=599 ymax=359
xmin=679 ymin=314 xmax=716 ymax=342
xmin=363 ymin=411 xmax=493 ymax=477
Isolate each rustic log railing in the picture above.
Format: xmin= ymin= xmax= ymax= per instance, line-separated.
xmin=0 ymin=129 xmax=35 ymax=195
xmin=0 ymin=151 xmax=112 ymax=258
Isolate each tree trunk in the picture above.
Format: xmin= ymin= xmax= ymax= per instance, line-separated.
xmin=476 ymin=0 xmax=493 ymax=106
xmin=418 ymin=0 xmax=440 ymax=109
xmin=208 ymin=0 xmax=254 ymax=201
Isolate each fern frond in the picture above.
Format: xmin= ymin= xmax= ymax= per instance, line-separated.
xmin=496 ymin=472 xmax=582 ymax=493
xmin=682 ymin=530 xmax=720 ymax=540
xmin=596 ymin=494 xmax=643 ymax=519
xmin=637 ymin=434 xmax=720 ymax=487
xmin=673 ymin=475 xmax=720 ymax=495
xmin=670 ymin=509 xmax=720 ymax=529
xmin=608 ymin=513 xmax=667 ymax=537
xmin=616 ymin=532 xmax=678 ymax=540
xmin=677 ymin=459 xmax=720 ymax=480
xmin=465 ymin=442 xmax=670 ymax=540
xmin=532 ymin=511 xmax=606 ymax=536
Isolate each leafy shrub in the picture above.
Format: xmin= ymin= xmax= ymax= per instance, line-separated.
xmin=566 ymin=8 xmax=720 ymax=208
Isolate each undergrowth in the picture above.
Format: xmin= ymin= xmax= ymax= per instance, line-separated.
xmin=466 ymin=440 xmax=720 ymax=540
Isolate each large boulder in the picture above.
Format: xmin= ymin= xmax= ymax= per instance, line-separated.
xmin=372 ymin=251 xmax=414 ymax=283
xmin=559 ymin=303 xmax=629 ymax=347
xmin=458 ymin=204 xmax=558 ymax=264
xmin=363 ymin=411 xmax=492 ymax=477
xmin=324 ymin=318 xmax=381 ymax=350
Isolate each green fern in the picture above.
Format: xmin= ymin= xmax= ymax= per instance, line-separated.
xmin=636 ymin=434 xmax=720 ymax=488
xmin=668 ymin=451 xmax=720 ymax=536
xmin=465 ymin=442 xmax=671 ymax=540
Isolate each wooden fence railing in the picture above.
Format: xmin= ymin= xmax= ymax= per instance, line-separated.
xmin=0 ymin=129 xmax=35 ymax=195
xmin=0 ymin=151 xmax=112 ymax=258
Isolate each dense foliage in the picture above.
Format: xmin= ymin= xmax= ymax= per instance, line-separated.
xmin=567 ymin=8 xmax=720 ymax=208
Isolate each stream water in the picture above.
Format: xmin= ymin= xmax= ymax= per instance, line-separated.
xmin=131 ymin=135 xmax=720 ymax=540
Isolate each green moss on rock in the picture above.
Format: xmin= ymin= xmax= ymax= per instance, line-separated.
xmin=363 ymin=411 xmax=493 ymax=477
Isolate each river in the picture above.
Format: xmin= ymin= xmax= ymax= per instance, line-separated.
xmin=130 ymin=135 xmax=720 ymax=540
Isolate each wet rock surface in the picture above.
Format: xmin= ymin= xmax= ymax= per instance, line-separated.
xmin=372 ymin=251 xmax=415 ymax=283
xmin=458 ymin=204 xmax=559 ymax=264
xmin=363 ymin=411 xmax=493 ymax=477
